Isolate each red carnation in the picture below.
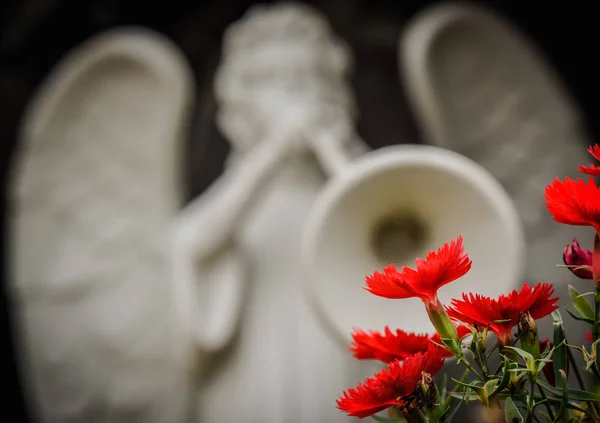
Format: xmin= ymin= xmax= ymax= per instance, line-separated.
xmin=579 ymin=144 xmax=600 ymax=176
xmin=446 ymin=283 xmax=559 ymax=347
xmin=363 ymin=237 xmax=471 ymax=346
xmin=563 ymin=238 xmax=593 ymax=279
xmin=337 ymin=345 xmax=445 ymax=418
xmin=350 ymin=325 xmax=472 ymax=363
xmin=544 ymin=177 xmax=600 ymax=233
xmin=364 ymin=236 xmax=471 ymax=304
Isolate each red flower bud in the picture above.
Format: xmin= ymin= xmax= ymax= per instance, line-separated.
xmin=563 ymin=238 xmax=593 ymax=279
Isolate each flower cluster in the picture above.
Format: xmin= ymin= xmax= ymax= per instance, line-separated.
xmin=335 ymin=144 xmax=600 ymax=422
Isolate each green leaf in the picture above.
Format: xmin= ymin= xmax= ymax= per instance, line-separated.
xmin=440 ymin=337 xmax=461 ymax=356
xmin=446 ymin=391 xmax=479 ymax=401
xmin=504 ymin=397 xmax=524 ymax=423
xmin=535 ymin=343 xmax=558 ymax=376
xmin=443 ymin=368 xmax=470 ymax=410
xmin=490 ymin=355 xmax=511 ymax=399
xmin=450 ymin=378 xmax=482 ymax=390
xmin=438 ymin=383 xmax=469 ymax=423
xmin=551 ymin=370 xmax=569 ymax=423
xmin=504 ymin=346 xmax=534 ymax=363
xmin=482 ymin=379 xmax=499 ymax=402
xmin=552 ymin=311 xmax=568 ymax=389
xmin=593 ymin=339 xmax=600 ymax=373
xmin=532 ymin=395 xmax=589 ymax=414
xmin=534 ymin=358 xmax=551 ymax=376
xmin=569 ymin=284 xmax=595 ymax=321
xmin=537 ymin=380 xmax=600 ymax=402
xmin=565 ymin=308 xmax=595 ymax=325
xmin=372 ymin=415 xmax=406 ymax=423
xmin=439 ymin=373 xmax=447 ymax=403
xmin=463 ymin=324 xmax=478 ymax=339
xmin=469 ymin=336 xmax=478 ymax=355
xmin=504 ymin=346 xmax=539 ymax=376
xmin=565 ymin=342 xmax=586 ymax=354
xmin=429 ymin=339 xmax=447 ymax=350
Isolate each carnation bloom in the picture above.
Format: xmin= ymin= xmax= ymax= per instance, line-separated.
xmin=350 ymin=325 xmax=472 ymax=363
xmin=563 ymin=238 xmax=593 ymax=280
xmin=363 ymin=236 xmax=471 ymax=347
xmin=364 ymin=236 xmax=471 ymax=303
xmin=544 ymin=177 xmax=600 ymax=233
xmin=446 ymin=283 xmax=559 ymax=347
xmin=579 ymin=144 xmax=600 ymax=176
xmin=337 ymin=345 xmax=445 ymax=418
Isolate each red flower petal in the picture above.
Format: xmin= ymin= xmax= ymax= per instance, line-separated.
xmin=544 ymin=177 xmax=600 ymax=232
xmin=446 ymin=283 xmax=559 ymax=345
xmin=579 ymin=144 xmax=600 ymax=176
xmin=363 ymin=264 xmax=418 ymax=299
xmin=364 ymin=236 xmax=472 ymax=302
xmin=513 ymin=283 xmax=560 ymax=321
xmin=336 ymin=345 xmax=445 ymax=418
xmin=447 ymin=293 xmax=518 ymax=344
xmin=349 ymin=325 xmax=471 ymax=363
xmin=350 ymin=327 xmax=433 ymax=362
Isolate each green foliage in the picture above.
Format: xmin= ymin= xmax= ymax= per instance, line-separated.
xmin=372 ymin=270 xmax=600 ymax=422
xmin=504 ymin=397 xmax=523 ymax=423
xmin=404 ymin=305 xmax=600 ymax=422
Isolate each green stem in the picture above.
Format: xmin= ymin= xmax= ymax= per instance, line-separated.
xmin=457 ymin=356 xmax=483 ymax=381
xmin=492 ymin=361 xmax=503 ymax=376
xmin=589 ymin=364 xmax=600 ymax=423
xmin=565 ymin=342 xmax=586 ymax=391
xmin=563 ymin=331 xmax=600 ymax=421
xmin=444 ymin=368 xmax=470 ymax=406
xmin=525 ymin=378 xmax=535 ymax=423
xmin=536 ymin=384 xmax=555 ymax=422
xmin=594 ymin=231 xmax=600 ymax=340
xmin=586 ymin=233 xmax=600 ymax=421
xmin=595 ymin=288 xmax=600 ymax=341
xmin=473 ymin=345 xmax=489 ymax=378
xmin=486 ymin=344 xmax=499 ymax=361
xmin=591 ymin=363 xmax=600 ymax=383
xmin=589 ymin=403 xmax=600 ymax=423
xmin=585 ymin=376 xmax=600 ymax=421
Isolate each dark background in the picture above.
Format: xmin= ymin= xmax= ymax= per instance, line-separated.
xmin=1 ymin=1 xmax=598 ymax=421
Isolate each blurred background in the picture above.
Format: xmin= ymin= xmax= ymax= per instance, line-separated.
xmin=1 ymin=0 xmax=599 ymax=422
